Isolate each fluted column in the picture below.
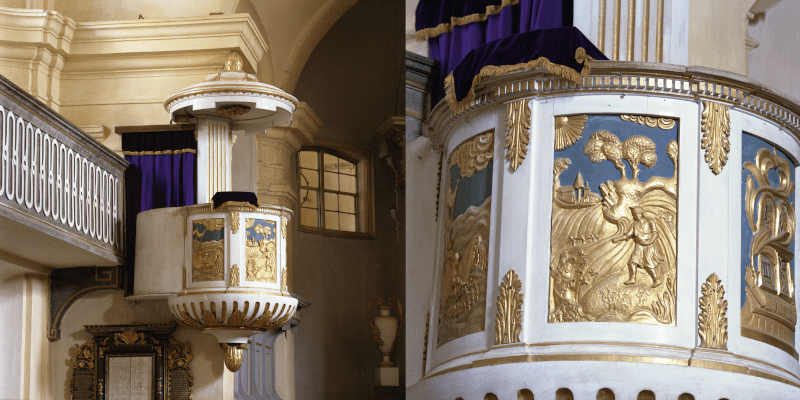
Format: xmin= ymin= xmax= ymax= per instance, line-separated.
xmin=196 ymin=116 xmax=235 ymax=203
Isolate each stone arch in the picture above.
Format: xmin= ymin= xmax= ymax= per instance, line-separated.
xmin=556 ymin=388 xmax=575 ymax=400
xmin=597 ymin=388 xmax=615 ymax=400
xmin=638 ymin=390 xmax=656 ymax=400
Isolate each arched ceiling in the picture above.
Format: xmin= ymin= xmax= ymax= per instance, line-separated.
xmin=246 ymin=0 xmax=359 ymax=93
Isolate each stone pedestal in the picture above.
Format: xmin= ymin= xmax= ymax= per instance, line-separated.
xmin=375 ymin=366 xmax=399 ymax=387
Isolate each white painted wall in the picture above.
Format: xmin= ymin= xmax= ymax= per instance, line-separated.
xmin=748 ymin=0 xmax=800 ymax=101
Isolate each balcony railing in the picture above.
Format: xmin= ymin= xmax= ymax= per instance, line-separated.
xmin=0 ymin=73 xmax=127 ymax=267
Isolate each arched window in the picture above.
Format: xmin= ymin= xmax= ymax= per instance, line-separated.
xmin=298 ymin=145 xmax=373 ymax=237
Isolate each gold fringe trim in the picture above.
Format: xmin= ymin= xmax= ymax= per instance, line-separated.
xmin=415 ymin=0 xmax=521 ymax=41
xmin=444 ymin=47 xmax=593 ymax=114
xmin=122 ymin=149 xmax=197 ymax=156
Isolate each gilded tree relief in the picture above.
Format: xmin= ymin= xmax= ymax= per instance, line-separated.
xmin=192 ymin=219 xmax=225 ymax=281
xmin=740 ymin=133 xmax=797 ymax=354
xmin=245 ymin=219 xmax=278 ymax=283
xmin=438 ymin=131 xmax=494 ymax=347
xmin=549 ymin=115 xmax=678 ymax=325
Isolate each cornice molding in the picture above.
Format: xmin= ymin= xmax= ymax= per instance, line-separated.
xmin=424 ymin=61 xmax=800 ymax=151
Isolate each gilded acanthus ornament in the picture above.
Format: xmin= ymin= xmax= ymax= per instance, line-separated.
xmin=742 ymin=146 xmax=797 ymax=353
xmin=281 ymin=268 xmax=288 ymax=291
xmin=230 ymin=212 xmax=240 ymax=234
xmin=222 ymin=343 xmax=246 ymax=372
xmin=495 ymin=269 xmax=523 ymax=345
xmin=505 ymin=99 xmax=531 ymax=171
xmin=554 ymin=115 xmax=588 ymax=150
xmin=281 ymin=216 xmax=287 ymax=239
xmin=698 ymin=273 xmax=728 ymax=350
xmin=70 ymin=339 xmax=95 ymax=371
xmin=550 ymin=120 xmax=678 ymax=325
xmin=700 ymin=101 xmax=731 ymax=175
xmin=171 ymin=300 xmax=296 ymax=331
xmin=217 ymin=105 xmax=251 ymax=117
xmin=620 ymin=115 xmax=675 ymax=130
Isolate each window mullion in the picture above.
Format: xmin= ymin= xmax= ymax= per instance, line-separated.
xmin=318 ymin=151 xmax=325 ymax=229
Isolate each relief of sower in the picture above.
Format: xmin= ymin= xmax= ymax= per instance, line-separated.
xmin=613 ymin=206 xmax=664 ymax=288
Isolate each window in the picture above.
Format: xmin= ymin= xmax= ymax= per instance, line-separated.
xmin=298 ymin=145 xmax=373 ymax=237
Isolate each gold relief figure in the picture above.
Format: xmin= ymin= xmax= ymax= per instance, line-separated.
xmin=192 ymin=219 xmax=225 ymax=281
xmin=549 ymin=129 xmax=678 ymax=325
xmin=245 ymin=219 xmax=278 ymax=283
xmin=742 ymin=147 xmax=797 ymax=354
xmin=438 ymin=131 xmax=494 ymax=346
xmin=613 ymin=206 xmax=664 ymax=288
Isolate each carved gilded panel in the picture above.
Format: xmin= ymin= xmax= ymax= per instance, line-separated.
xmin=438 ymin=130 xmax=494 ymax=347
xmin=549 ymin=115 xmax=678 ymax=325
xmin=191 ymin=219 xmax=225 ymax=281
xmin=245 ymin=219 xmax=278 ymax=283
xmin=741 ymin=133 xmax=797 ymax=356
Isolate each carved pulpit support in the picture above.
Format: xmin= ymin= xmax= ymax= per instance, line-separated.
xmin=69 ymin=324 xmax=193 ymax=400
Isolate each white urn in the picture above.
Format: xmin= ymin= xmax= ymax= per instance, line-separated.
xmin=368 ymin=297 xmax=402 ymax=367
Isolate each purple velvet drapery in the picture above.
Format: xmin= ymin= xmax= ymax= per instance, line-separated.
xmin=422 ymin=0 xmax=564 ymax=105
xmin=122 ymin=130 xmax=196 ymax=215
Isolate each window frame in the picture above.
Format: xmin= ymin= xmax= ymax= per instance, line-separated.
xmin=297 ymin=143 xmax=375 ymax=238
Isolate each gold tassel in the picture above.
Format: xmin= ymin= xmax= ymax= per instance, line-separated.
xmin=415 ymin=0 xmax=522 ymax=41
xmin=444 ymin=48 xmax=594 ymax=114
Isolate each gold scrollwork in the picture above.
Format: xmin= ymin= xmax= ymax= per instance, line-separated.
xmin=555 ymin=115 xmax=588 ymax=151
xmin=742 ymin=147 xmax=797 ymax=354
xmin=699 ymin=273 xmax=728 ymax=350
xmin=281 ymin=268 xmax=288 ymax=291
xmin=620 ymin=115 xmax=676 ymax=130
xmin=70 ymin=339 xmax=95 ymax=371
xmin=230 ymin=212 xmax=240 ymax=234
xmin=448 ymin=131 xmax=494 ymax=178
xmin=217 ymin=105 xmax=251 ymax=117
xmin=505 ymin=99 xmax=531 ymax=171
xmin=114 ymin=330 xmax=146 ymax=345
xmin=700 ymin=101 xmax=731 ymax=175
xmin=281 ymin=216 xmax=287 ymax=239
xmin=495 ymin=269 xmax=524 ymax=345
xmin=230 ymin=264 xmax=240 ymax=287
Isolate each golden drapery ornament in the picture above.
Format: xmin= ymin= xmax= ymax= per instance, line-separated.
xmin=554 ymin=114 xmax=588 ymax=151
xmin=505 ymin=99 xmax=531 ymax=171
xmin=620 ymin=115 xmax=675 ymax=130
xmin=230 ymin=212 xmax=240 ymax=234
xmin=414 ymin=0 xmax=522 ymax=41
xmin=444 ymin=47 xmax=594 ymax=114
xmin=495 ymin=269 xmax=524 ymax=345
xmin=700 ymin=101 xmax=731 ymax=175
xmin=698 ymin=273 xmax=728 ymax=350
xmin=742 ymin=147 xmax=797 ymax=355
